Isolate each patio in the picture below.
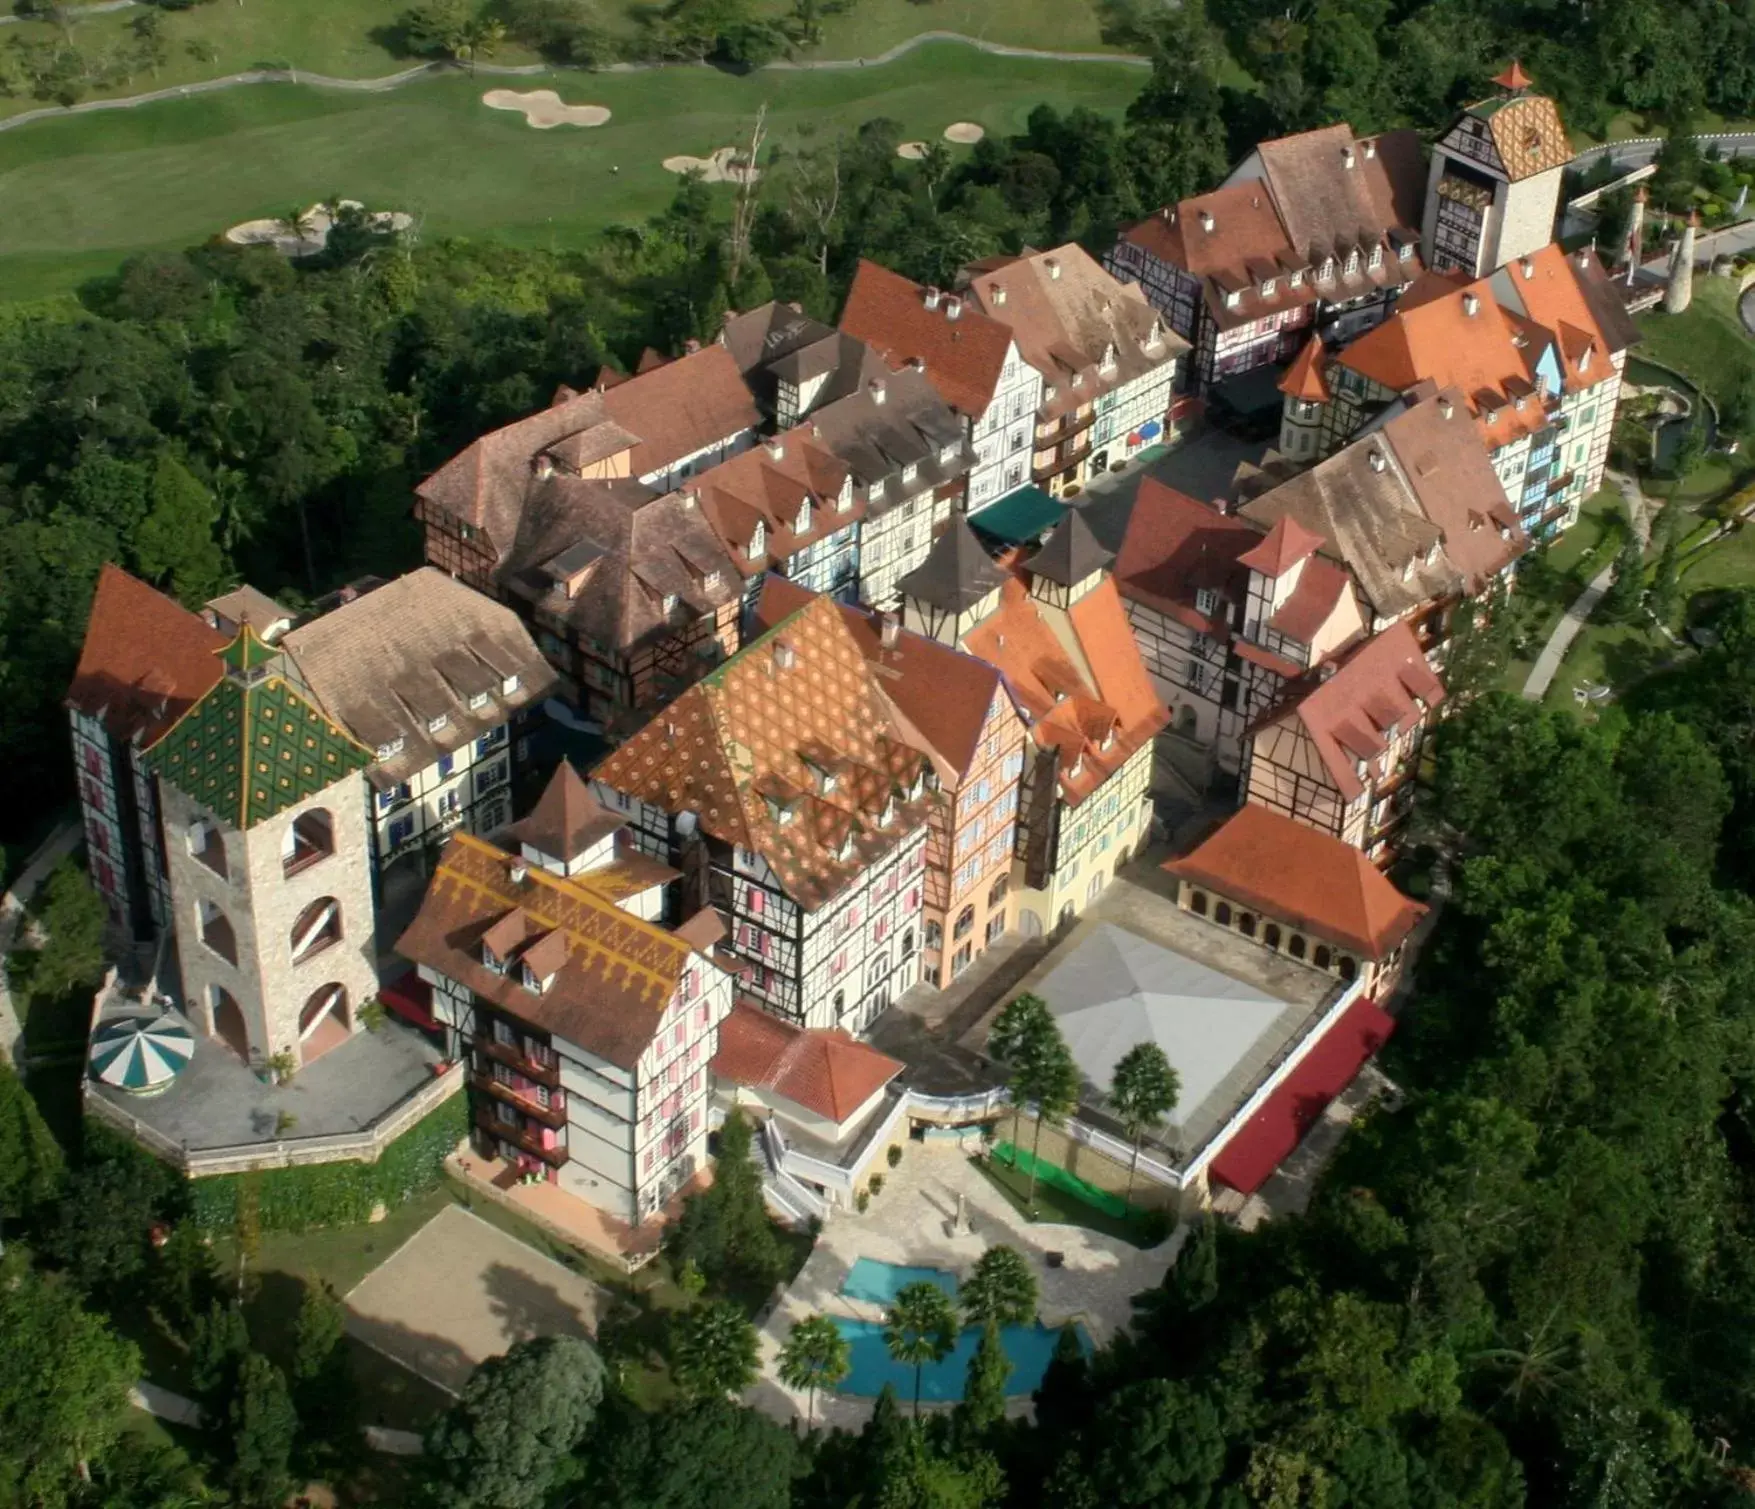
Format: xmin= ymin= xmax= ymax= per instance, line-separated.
xmin=746 ymin=1141 xmax=1181 ymax=1429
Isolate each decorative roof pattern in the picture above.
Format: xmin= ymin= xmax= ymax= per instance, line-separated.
xmin=1165 ymin=803 xmax=1425 ymax=958
xmin=68 ymin=565 xmax=227 ymax=746
xmin=595 ymin=595 xmax=934 ymax=910
xmin=144 ymin=631 xmax=371 ymax=830
xmin=394 ymin=832 xmax=699 ymax=1071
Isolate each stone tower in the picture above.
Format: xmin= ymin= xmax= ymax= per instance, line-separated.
xmin=1422 ymin=62 xmax=1572 ymax=277
xmin=145 ymin=626 xmax=378 ymax=1072
xmin=1664 ymin=210 xmax=1697 ymax=315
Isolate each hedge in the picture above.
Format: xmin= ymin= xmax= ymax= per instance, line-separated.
xmin=187 ymin=1092 xmax=467 ymax=1234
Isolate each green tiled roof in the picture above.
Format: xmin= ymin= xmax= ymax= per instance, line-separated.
xmin=145 ymin=631 xmax=370 ymax=830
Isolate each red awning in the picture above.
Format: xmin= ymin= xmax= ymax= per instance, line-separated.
xmin=1209 ymin=994 xmax=1395 ymax=1195
xmin=379 ymin=970 xmax=439 ymax=1032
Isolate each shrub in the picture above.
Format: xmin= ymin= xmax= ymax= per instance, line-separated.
xmin=855 ymin=1191 xmax=870 ymax=1213
xmin=868 ymin=1173 xmax=885 ymax=1195
xmin=186 ymin=1093 xmax=465 ymax=1233
xmin=886 ymin=1144 xmax=902 ymax=1168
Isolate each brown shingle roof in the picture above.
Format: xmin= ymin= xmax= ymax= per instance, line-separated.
xmin=1165 ymin=803 xmax=1424 ymax=958
xmin=839 ymin=260 xmax=1016 ymax=420
xmin=690 ymin=426 xmax=862 ymax=577
xmin=280 ymin=568 xmax=557 ymax=787
xmin=507 ymin=761 xmax=626 ymax=863
xmin=1111 ymin=480 xmax=1261 ymax=636
xmin=395 ymin=831 xmax=699 ymax=1070
xmin=67 ymin=565 xmax=227 ymax=745
xmin=598 ymin=344 xmax=763 ymax=479
xmin=595 ymin=595 xmax=934 ymax=911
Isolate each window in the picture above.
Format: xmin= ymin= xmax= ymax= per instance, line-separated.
xmin=1195 ymin=588 xmax=1217 ymax=616
xmin=953 ymin=905 xmax=976 ymax=941
xmin=1264 ymin=923 xmax=1282 ymax=949
xmin=1288 ymin=933 xmax=1307 ymax=961
xmin=282 ymin=808 xmax=334 ymax=877
xmin=438 ymin=788 xmax=462 ymax=817
xmin=1189 ymin=890 xmax=1208 ymax=916
xmin=378 ymin=783 xmax=411 ymax=812
xmin=925 ymin=920 xmax=943 ymax=949
xmin=437 ymin=752 xmax=455 ymax=779
xmin=987 ymin=874 xmax=1010 ymax=908
xmin=375 ymin=737 xmax=404 ymax=760
xmin=388 ymin=813 xmax=416 ymax=848
xmin=188 ymin=822 xmax=228 ymax=879
xmin=468 ymin=690 xmax=490 ymax=712
xmin=1214 ymin=901 xmax=1232 ymax=926
xmin=1314 ymin=944 xmax=1333 ymax=969
xmin=476 ymin=761 xmax=508 ymax=797
xmin=493 ymin=1017 xmax=517 ymax=1046
xmin=1238 ymin=912 xmax=1256 ymax=938
xmin=477 ymin=725 xmax=508 ymax=756
xmin=427 ymin=714 xmax=448 ymax=735
xmin=198 ymin=901 xmax=237 ymax=967
xmin=289 ymin=897 xmax=343 ymax=964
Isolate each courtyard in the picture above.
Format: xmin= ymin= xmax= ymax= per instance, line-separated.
xmin=343 ymin=1203 xmax=604 ymax=1394
xmin=747 ymin=1139 xmax=1181 ymax=1429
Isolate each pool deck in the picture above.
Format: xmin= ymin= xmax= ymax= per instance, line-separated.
xmin=746 ymin=1140 xmax=1183 ymax=1429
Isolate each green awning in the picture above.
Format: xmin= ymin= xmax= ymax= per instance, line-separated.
xmin=967 ymin=486 xmax=1067 ymax=546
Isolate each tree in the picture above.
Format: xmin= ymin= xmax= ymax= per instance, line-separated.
xmin=290 ymin=1279 xmax=355 ymax=1449
xmin=399 ymin=0 xmax=473 ymax=56
xmin=1603 ymin=519 xmax=1647 ymax=622
xmin=40 ymin=1158 xmax=157 ymax=1297
xmin=665 ymin=1110 xmax=785 ymax=1297
xmin=776 ymin=1312 xmax=850 ymax=1426
xmin=0 ymin=1056 xmax=64 ymax=1232
xmin=425 ymin=1335 xmax=605 ymax=1509
xmin=18 ymin=859 xmax=105 ymax=1003
xmin=884 ymin=1280 xmax=958 ymax=1416
xmin=1171 ymin=1216 xmax=1219 ymax=1313
xmin=0 ymin=1252 xmax=139 ymax=1509
xmin=1107 ymin=1042 xmax=1179 ymax=1205
xmin=586 ymin=1393 xmax=802 ymax=1509
xmin=959 ymin=1245 xmax=1037 ymax=1330
xmin=1080 ymin=1378 xmax=1228 ymax=1508
xmin=226 ymin=1353 xmax=298 ymax=1509
xmin=134 ymin=453 xmax=225 ymax=606
xmin=954 ymin=1320 xmax=1011 ymax=1441
xmin=1649 ymin=503 xmax=1683 ymax=627
xmin=189 ymin=1300 xmax=250 ymax=1417
xmin=985 ymin=993 xmax=1081 ymax=1214
xmin=671 ymin=1299 xmax=760 ymax=1400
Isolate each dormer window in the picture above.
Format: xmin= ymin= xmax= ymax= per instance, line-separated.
xmin=748 ymin=521 xmax=767 ymax=560
xmin=501 ymin=674 xmax=520 ymax=695
xmin=1321 ymin=259 xmax=1335 ymax=282
xmin=1398 ymin=242 xmax=1414 ymax=261
xmin=836 ymin=828 xmax=855 ymax=862
xmin=520 ymin=962 xmax=554 ymax=994
xmin=1345 ymin=251 xmax=1360 ymax=276
xmin=1425 ymin=541 xmax=1440 ymax=566
xmin=1069 ymin=753 xmax=1084 ymax=779
xmin=1044 ymin=383 xmax=1058 ymax=400
xmin=1260 ymin=278 xmax=1276 ymax=298
xmin=1579 ymin=345 xmax=1593 ymax=373
xmin=1369 ymin=244 xmax=1383 ymax=270
xmin=1224 ymin=290 xmax=1242 ymax=309
xmin=482 ymin=943 xmax=505 ymax=975
xmin=879 ymin=794 xmax=896 ymax=827
xmin=902 ymin=461 xmax=919 ymax=485
xmin=1402 ymin=559 xmax=1415 ymax=582
xmin=1290 ymin=269 xmax=1305 ymax=287
xmin=1195 ymin=588 xmax=1218 ymax=616
xmin=909 ymin=768 xmax=926 ymax=800
xmin=427 ymin=713 xmax=448 ymax=735
xmin=703 ymin=569 xmax=722 ymax=591
xmin=939 ymin=443 xmax=958 ymax=466
xmin=795 ymin=498 xmax=812 ymax=534
xmin=1101 ymin=727 xmax=1116 ymax=752
xmin=765 ymin=794 xmax=798 ymax=826
xmin=662 ymin=593 xmax=679 ymax=614
xmin=804 ymin=758 xmax=837 ymax=795
xmin=1071 ymin=372 xmax=1084 ymax=390
xmin=376 ymin=736 xmax=404 ymax=760
xmin=468 ymin=691 xmax=490 ymax=712
xmin=1101 ymin=344 xmax=1118 ymax=371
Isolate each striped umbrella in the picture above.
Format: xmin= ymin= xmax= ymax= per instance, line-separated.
xmin=89 ymin=1012 xmax=195 ymax=1095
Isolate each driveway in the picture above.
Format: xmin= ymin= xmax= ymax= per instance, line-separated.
xmin=345 ymin=1204 xmax=604 ymax=1394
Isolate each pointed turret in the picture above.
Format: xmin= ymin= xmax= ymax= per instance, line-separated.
xmin=1624 ymin=184 xmax=1648 ymax=285
xmin=507 ymin=760 xmax=626 ymax=876
xmin=1665 ymin=208 xmax=1697 ymax=315
xmin=1492 ymin=59 xmax=1533 ymax=93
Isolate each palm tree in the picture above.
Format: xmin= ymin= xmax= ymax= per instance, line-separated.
xmin=959 ymin=1245 xmax=1037 ymax=1330
xmin=671 ymin=1299 xmax=760 ymax=1400
xmin=1108 ymin=1042 xmax=1180 ymax=1205
xmin=986 ymin=993 xmax=1080 ymax=1215
xmin=883 ymin=1281 xmax=958 ymax=1416
xmin=777 ymin=1313 xmax=851 ymax=1426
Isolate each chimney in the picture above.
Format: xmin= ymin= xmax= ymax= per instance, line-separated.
xmin=679 ymin=488 xmax=698 ymax=511
xmin=766 ymin=439 xmax=785 ymax=461
xmin=534 ymin=453 xmax=555 ymax=480
xmin=1341 ymin=146 xmax=1356 ymax=169
xmin=722 ymin=309 xmax=737 ymax=327
xmin=1461 ymin=293 xmax=1480 ymax=316
xmin=946 ymin=296 xmax=963 ymax=321
xmin=923 ymin=286 xmax=942 ymax=311
xmin=1319 ymin=662 xmax=1338 ymax=682
xmin=1161 ymin=206 xmax=1172 ymax=221
xmin=684 ymin=338 xmax=701 ymax=355
xmin=868 ymin=378 xmax=887 ymax=405
xmin=1518 ymin=256 xmax=1534 ymax=279
xmin=1363 ymin=138 xmax=1377 ymax=159
xmin=907 ymin=356 xmax=926 ymax=373
xmin=880 ymin=612 xmax=901 ymax=649
xmin=989 ymin=283 xmax=1007 ymax=306
xmin=772 ymin=640 xmax=796 ymax=672
xmin=1438 ymin=397 xmax=1454 ymax=420
xmin=1199 ymin=210 xmax=1215 ymax=233
xmin=1046 ymin=257 xmax=1061 ymax=280
xmin=1368 ymin=448 xmax=1386 ymax=473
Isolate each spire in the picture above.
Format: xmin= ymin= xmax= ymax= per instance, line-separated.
xmin=507 ymin=760 xmax=626 ymax=874
xmin=1665 ymin=212 xmax=1697 ymax=315
xmin=1624 ymin=187 xmax=1648 ymax=285
xmin=897 ymin=513 xmax=1006 ymax=613
xmin=1280 ymin=334 xmax=1331 ymax=403
xmin=1492 ymin=59 xmax=1532 ymax=93
xmin=1026 ymin=508 xmax=1114 ymax=590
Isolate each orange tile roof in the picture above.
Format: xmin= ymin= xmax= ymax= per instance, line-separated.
xmin=711 ymin=1003 xmax=902 ymax=1124
xmin=839 ymin=260 xmax=1016 ymax=420
xmin=1165 ymin=803 xmax=1424 ymax=958
xmin=68 ymin=565 xmax=227 ymax=745
xmin=1280 ymin=334 xmax=1330 ymax=401
xmin=963 ymin=572 xmax=1166 ymax=806
xmin=1257 ymin=621 xmax=1444 ymax=800
xmin=595 ymin=594 xmax=934 ymax=910
xmin=1238 ymin=515 xmax=1325 ymax=578
xmin=394 ymin=832 xmax=699 ymax=1070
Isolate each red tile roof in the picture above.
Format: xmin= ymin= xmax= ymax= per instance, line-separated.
xmin=711 ymin=1003 xmax=903 ymax=1124
xmin=690 ymin=425 xmax=862 ymax=577
xmin=1238 ymin=514 xmax=1325 ymax=578
xmin=1267 ymin=556 xmax=1352 ymax=644
xmin=839 ymin=260 xmax=1015 ymax=420
xmin=1280 ymin=335 xmax=1330 ymax=401
xmin=68 ymin=565 xmax=227 ymax=745
xmin=1111 ymin=479 xmax=1261 ymax=635
xmin=1165 ymin=803 xmax=1424 ymax=958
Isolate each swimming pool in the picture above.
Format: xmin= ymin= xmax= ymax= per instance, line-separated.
xmin=830 ymin=1316 xmax=1091 ymax=1399
xmin=841 ymin=1257 xmax=958 ymax=1307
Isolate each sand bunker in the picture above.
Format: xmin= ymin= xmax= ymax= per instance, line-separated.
xmin=944 ymin=121 xmax=985 ymax=144
xmin=482 ymin=89 xmax=611 ymax=129
xmin=225 ymin=200 xmax=413 ymax=258
xmin=661 ymin=146 xmax=760 ymax=185
xmin=896 ymin=140 xmax=929 ymax=160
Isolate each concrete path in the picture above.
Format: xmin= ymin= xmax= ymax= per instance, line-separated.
xmin=0 ymin=820 xmax=82 ymax=1067
xmin=1521 ymin=475 xmax=1650 ymax=701
xmin=130 ymin=1380 xmax=426 ymax=1454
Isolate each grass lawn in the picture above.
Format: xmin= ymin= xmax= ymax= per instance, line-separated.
xmin=0 ymin=50 xmax=1145 ymax=301
xmin=1679 ymin=517 xmax=1755 ymax=598
xmin=973 ymin=1150 xmax=1165 ymax=1248
xmin=1634 ymin=278 xmax=1754 ymax=420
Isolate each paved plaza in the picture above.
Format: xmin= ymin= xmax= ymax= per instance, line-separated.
xmin=747 ymin=1141 xmax=1182 ymax=1429
xmin=344 ymin=1204 xmax=604 ymax=1393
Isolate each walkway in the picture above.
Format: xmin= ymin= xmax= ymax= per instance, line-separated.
xmin=129 ymin=1380 xmax=424 ymax=1455
xmin=0 ymin=820 xmax=82 ymax=1067
xmin=1521 ymin=473 xmax=1651 ymax=701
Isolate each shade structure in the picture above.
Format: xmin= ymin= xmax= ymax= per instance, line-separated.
xmin=89 ymin=1012 xmax=195 ymax=1095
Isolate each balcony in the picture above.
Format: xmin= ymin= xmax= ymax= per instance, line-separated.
xmin=472 ymin=1069 xmax=567 ymax=1129
xmin=476 ymin=1032 xmax=562 ymax=1089
xmin=1032 ymin=439 xmax=1093 ymax=484
xmin=474 ymin=1103 xmax=567 ymax=1166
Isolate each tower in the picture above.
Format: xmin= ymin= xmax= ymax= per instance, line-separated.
xmin=1422 ymin=62 xmax=1571 ymax=277
xmin=896 ymin=514 xmax=1008 ymax=644
xmin=1624 ymin=184 xmax=1648 ymax=285
xmin=144 ymin=626 xmax=378 ymax=1072
xmin=1277 ymin=335 xmax=1331 ymax=462
xmin=1665 ymin=209 xmax=1698 ymax=315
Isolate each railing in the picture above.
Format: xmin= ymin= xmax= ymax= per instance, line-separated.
xmin=85 ymin=1061 xmax=465 ymax=1177
xmin=471 ymin=1070 xmax=566 ymax=1129
xmin=474 ymin=1104 xmax=567 ymax=1166
xmin=760 ymin=1116 xmax=829 ymax=1222
xmin=476 ymin=1034 xmax=561 ymax=1088
xmin=907 ymin=1086 xmax=1009 ymax=1122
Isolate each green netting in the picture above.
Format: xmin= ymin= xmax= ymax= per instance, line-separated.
xmin=994 ymin=1141 xmax=1131 ymax=1219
